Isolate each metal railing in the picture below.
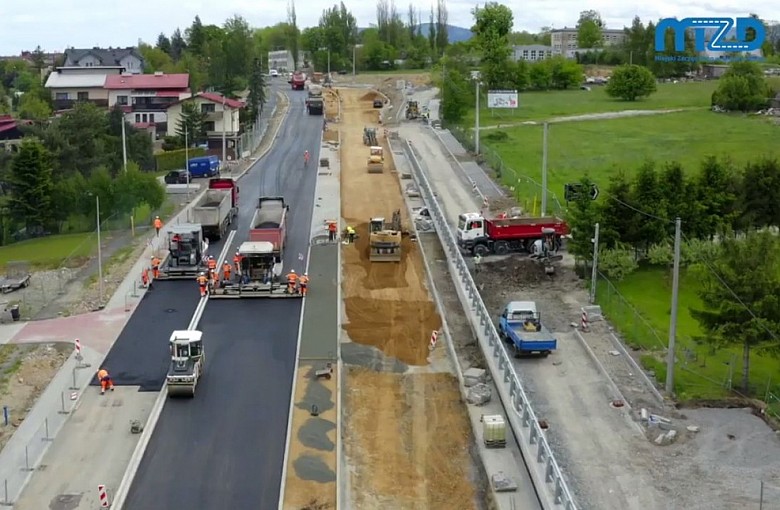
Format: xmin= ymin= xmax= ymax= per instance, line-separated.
xmin=402 ymin=138 xmax=577 ymax=509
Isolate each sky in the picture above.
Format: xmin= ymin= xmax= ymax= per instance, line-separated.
xmin=0 ymin=1 xmax=776 ymax=54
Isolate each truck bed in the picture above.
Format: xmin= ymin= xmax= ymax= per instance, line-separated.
xmin=252 ymin=206 xmax=284 ymax=228
xmin=505 ymin=321 xmax=557 ymax=353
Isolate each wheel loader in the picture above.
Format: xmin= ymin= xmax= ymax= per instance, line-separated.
xmin=369 ymin=210 xmax=402 ymax=262
xmin=363 ymin=126 xmax=378 ymax=146
xmin=367 ymin=146 xmax=384 ymax=173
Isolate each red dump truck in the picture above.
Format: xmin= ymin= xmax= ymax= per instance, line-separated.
xmin=248 ymin=197 xmax=288 ymax=255
xmin=291 ymin=71 xmax=306 ymax=90
xmin=192 ymin=178 xmax=239 ymax=240
xmin=456 ymin=212 xmax=568 ymax=256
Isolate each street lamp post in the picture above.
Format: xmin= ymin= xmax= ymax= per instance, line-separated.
xmin=120 ymin=119 xmax=128 ymax=173
xmin=474 ymin=79 xmax=481 ymax=155
xmin=184 ymin=127 xmax=190 ymax=200
xmin=221 ymin=96 xmax=227 ymax=166
xmin=319 ymin=47 xmax=331 ymax=77
xmin=95 ymin=195 xmax=104 ymax=305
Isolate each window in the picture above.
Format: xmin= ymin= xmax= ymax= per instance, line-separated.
xmin=135 ymin=114 xmax=141 ymax=123
xmin=201 ymin=103 xmax=216 ymax=114
xmin=148 ymin=113 xmax=154 ymax=123
xmin=55 ymin=92 xmax=68 ymax=100
xmin=204 ymin=121 xmax=215 ymax=132
xmin=141 ymin=114 xmax=147 ymax=123
xmin=77 ymin=92 xmax=88 ymax=101
xmin=117 ymin=95 xmax=128 ymax=105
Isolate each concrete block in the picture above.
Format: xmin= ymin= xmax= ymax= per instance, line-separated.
xmin=466 ymin=383 xmax=491 ymax=405
xmin=686 ymin=425 xmax=700 ymax=433
xmin=463 ymin=367 xmax=487 ymax=387
xmin=491 ymin=472 xmax=518 ymax=492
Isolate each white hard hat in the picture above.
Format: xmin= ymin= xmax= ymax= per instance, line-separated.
xmin=200 ymin=272 xmax=205 ymax=275
xmin=291 ymin=269 xmax=295 ymax=273
xmin=304 ymin=272 xmax=308 ymax=276
xmin=209 ymin=255 xmax=214 ymax=259
xmin=151 ymin=256 xmax=155 ymax=259
xmin=224 ymin=260 xmax=229 ymax=264
xmin=155 ymin=216 xmax=160 ymax=219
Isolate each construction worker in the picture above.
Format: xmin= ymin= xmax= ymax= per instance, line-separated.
xmin=298 ymin=272 xmax=309 ymax=297
xmin=346 ymin=225 xmax=356 ymax=244
xmin=327 ymin=221 xmax=337 ymax=242
xmin=141 ymin=266 xmax=149 ymax=288
xmin=153 ymin=216 xmax=163 ymax=237
xmin=196 ymin=272 xmax=208 ymax=297
xmin=473 ymin=252 xmax=482 ymax=274
xmin=97 ymin=368 xmax=114 ymax=395
xmin=304 ymin=150 xmax=310 ymax=167
xmin=222 ymin=260 xmax=232 ymax=283
xmin=286 ymin=269 xmax=298 ymax=294
xmin=233 ymin=251 xmax=243 ymax=274
xmin=151 ymin=256 xmax=161 ymax=279
xmin=207 ymin=255 xmax=217 ymax=272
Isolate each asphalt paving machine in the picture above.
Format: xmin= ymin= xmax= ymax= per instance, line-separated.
xmin=167 ymin=330 xmax=205 ymax=398
xmin=363 ymin=126 xmax=378 ymax=145
xmin=211 ymin=241 xmax=302 ymax=298
xmin=369 ymin=210 xmax=402 ymax=262
xmin=158 ymin=224 xmax=208 ymax=279
xmin=367 ymin=146 xmax=384 ymax=173
xmin=405 ymin=100 xmax=419 ymax=120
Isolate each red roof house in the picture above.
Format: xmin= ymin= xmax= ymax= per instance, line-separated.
xmin=104 ymin=72 xmax=191 ymax=129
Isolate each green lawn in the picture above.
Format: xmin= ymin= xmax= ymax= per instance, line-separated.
xmin=596 ymin=267 xmax=780 ymax=401
xmin=0 ymin=233 xmax=96 ymax=270
xmin=483 ymin=110 xmax=780 ymax=210
xmin=463 ymin=78 xmax=780 ymax=125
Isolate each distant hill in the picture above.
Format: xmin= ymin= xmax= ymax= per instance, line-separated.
xmin=416 ymin=23 xmax=473 ymax=43
xmin=357 ymin=23 xmax=473 ymax=43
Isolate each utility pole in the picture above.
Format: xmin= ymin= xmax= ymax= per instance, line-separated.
xmin=475 ymin=80 xmax=480 ymax=154
xmin=665 ymin=217 xmax=682 ymax=394
xmin=327 ymin=49 xmax=331 ymax=77
xmin=184 ymin=127 xmax=190 ymax=201
xmin=222 ymin=96 xmax=227 ymax=166
xmin=96 ymin=195 xmax=104 ymax=305
xmin=120 ymin=119 xmax=128 ymax=173
xmin=352 ymin=46 xmax=356 ymax=77
xmin=589 ymin=222 xmax=600 ymax=304
xmin=541 ymin=122 xmax=549 ymax=216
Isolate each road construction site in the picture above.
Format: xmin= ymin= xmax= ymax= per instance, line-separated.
xmin=395 ymin=89 xmax=780 ymax=509
xmin=335 ymin=87 xmax=481 ymax=508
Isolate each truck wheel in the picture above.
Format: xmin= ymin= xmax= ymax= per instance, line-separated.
xmin=473 ymin=244 xmax=490 ymax=257
xmin=494 ymin=241 xmax=509 ymax=255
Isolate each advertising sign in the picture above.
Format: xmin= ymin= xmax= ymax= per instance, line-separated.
xmin=487 ymin=90 xmax=518 ymax=109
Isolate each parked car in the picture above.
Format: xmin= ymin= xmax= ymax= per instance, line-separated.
xmin=164 ymin=169 xmax=191 ymax=184
xmin=338 ymin=69 xmax=348 ymax=75
xmin=373 ymin=99 xmax=384 ymax=108
xmin=269 ymin=69 xmax=279 ymax=77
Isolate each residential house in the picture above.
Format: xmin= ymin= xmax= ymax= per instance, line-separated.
xmin=63 ymin=47 xmax=145 ymax=74
xmin=267 ymin=50 xmax=306 ymax=72
xmin=44 ymin=66 xmax=124 ymax=111
xmin=0 ymin=115 xmax=32 ymax=152
xmin=166 ymin=93 xmax=245 ymax=160
xmin=105 ymin=72 xmax=191 ymax=134
xmin=550 ymin=28 xmax=627 ymax=58
xmin=513 ymin=45 xmax=553 ymax=61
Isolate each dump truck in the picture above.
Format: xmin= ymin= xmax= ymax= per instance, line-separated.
xmin=192 ymin=179 xmax=239 ymax=241
xmin=291 ymin=71 xmax=306 ymax=90
xmin=167 ymin=330 xmax=205 ymax=397
xmin=369 ymin=211 xmax=402 ymax=262
xmin=367 ymin=146 xmax=384 ymax=173
xmin=405 ymin=100 xmax=419 ymax=119
xmin=211 ymin=197 xmax=300 ymax=298
xmin=158 ymin=224 xmax=208 ymax=279
xmin=498 ymin=301 xmax=557 ymax=357
xmin=457 ymin=212 xmax=568 ymax=256
xmin=363 ymin=126 xmax=378 ymax=146
xmin=306 ymin=84 xmax=324 ymax=115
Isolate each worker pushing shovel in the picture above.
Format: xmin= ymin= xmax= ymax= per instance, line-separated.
xmin=97 ymin=368 xmax=115 ymax=395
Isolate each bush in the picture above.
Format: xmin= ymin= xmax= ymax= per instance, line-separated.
xmin=154 ymin=147 xmax=206 ymax=172
xmin=162 ymin=136 xmax=184 ymax=151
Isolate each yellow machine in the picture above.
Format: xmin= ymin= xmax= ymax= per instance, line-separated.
xmin=367 ymin=146 xmax=384 ymax=173
xmin=369 ymin=210 xmax=402 ymax=262
xmin=405 ymin=100 xmax=419 ymax=119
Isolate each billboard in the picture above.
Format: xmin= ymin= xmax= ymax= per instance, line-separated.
xmin=487 ymin=90 xmax=518 ymax=109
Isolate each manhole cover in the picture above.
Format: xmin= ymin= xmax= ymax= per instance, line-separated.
xmin=165 ymin=308 xmax=176 ymax=313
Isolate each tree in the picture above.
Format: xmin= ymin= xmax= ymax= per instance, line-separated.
xmin=170 ymin=29 xmax=187 ymax=60
xmin=138 ymin=43 xmax=173 ymax=73
xmin=630 ymin=162 xmax=666 ymax=251
xmin=545 ymin=56 xmax=583 ymax=89
xmin=471 ymin=2 xmax=514 ymax=89
xmin=599 ymin=171 xmax=638 ymax=248
xmin=439 ymin=65 xmax=471 ymax=123
xmin=598 ymin=245 xmax=637 ymax=281
xmin=18 ymin=93 xmax=51 ymax=120
xmin=712 ymin=61 xmax=770 ymax=112
xmin=695 ymin=157 xmax=739 ymax=239
xmin=186 ymin=16 xmax=208 ymax=57
xmin=605 ymin=64 xmax=657 ymax=101
xmin=739 ymin=158 xmax=780 ymax=229
xmin=113 ymin=162 xmax=165 ymax=214
xmin=435 ymin=0 xmax=449 ymax=53
xmin=577 ymin=10 xmax=603 ymax=48
xmin=622 ymin=17 xmax=650 ymax=66
xmin=176 ymin=101 xmax=206 ymax=145
xmin=690 ymin=232 xmax=780 ymax=393
xmin=247 ymin=59 xmax=267 ymax=121
xmin=156 ymin=33 xmax=172 ymax=56
xmin=287 ymin=1 xmax=301 ymax=68
xmin=9 ymin=139 xmax=55 ymax=231
xmin=564 ymin=176 xmax=602 ymax=263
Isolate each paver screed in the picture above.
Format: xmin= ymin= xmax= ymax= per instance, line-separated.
xmin=337 ymin=87 xmax=478 ymax=509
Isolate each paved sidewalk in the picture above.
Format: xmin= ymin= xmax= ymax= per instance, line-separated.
xmin=280 ymin=136 xmax=341 ymax=509
xmin=0 ymin=101 xmax=290 ymax=507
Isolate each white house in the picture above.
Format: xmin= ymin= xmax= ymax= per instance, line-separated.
xmin=513 ymin=45 xmax=553 ymax=61
xmin=44 ymin=66 xmax=124 ymax=111
xmin=63 ymin=47 xmax=145 ymax=74
xmin=167 ymin=92 xmax=245 ymax=160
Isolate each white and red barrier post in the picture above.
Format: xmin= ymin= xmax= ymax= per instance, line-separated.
xmin=74 ymin=338 xmax=83 ymax=363
xmin=581 ymin=311 xmax=589 ymax=332
xmin=98 ymin=484 xmax=109 ymax=507
xmin=429 ymin=330 xmax=439 ymax=350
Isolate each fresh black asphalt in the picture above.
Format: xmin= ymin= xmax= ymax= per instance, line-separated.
xmin=90 ymin=92 xmax=280 ymax=391
xmin=125 ymin=84 xmax=322 ymax=509
xmin=123 ymin=301 xmax=300 ymax=509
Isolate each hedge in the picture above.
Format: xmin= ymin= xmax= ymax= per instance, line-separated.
xmin=155 ymin=148 xmax=207 ymax=172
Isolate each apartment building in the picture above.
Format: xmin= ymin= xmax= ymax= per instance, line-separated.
xmin=550 ymin=28 xmax=627 ymax=58
xmin=513 ymin=45 xmax=554 ymax=61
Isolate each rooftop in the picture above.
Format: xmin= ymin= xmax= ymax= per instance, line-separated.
xmin=64 ymin=47 xmax=143 ymax=66
xmin=551 ymin=27 xmax=626 ymax=34
xmin=105 ymin=73 xmax=190 ymax=90
xmin=45 ymin=72 xmax=108 ymax=88
xmin=194 ymin=92 xmax=244 ymax=109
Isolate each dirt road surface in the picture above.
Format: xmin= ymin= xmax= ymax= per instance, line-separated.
xmin=337 ymin=87 xmax=479 ymax=509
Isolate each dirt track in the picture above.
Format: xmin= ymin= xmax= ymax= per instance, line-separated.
xmin=337 ymin=88 xmax=477 ymax=508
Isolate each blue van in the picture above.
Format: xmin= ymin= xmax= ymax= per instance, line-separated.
xmin=187 ymin=155 xmax=220 ymax=178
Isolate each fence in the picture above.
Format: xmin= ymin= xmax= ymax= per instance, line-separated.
xmin=0 ymin=352 xmax=92 ymax=505
xmin=594 ymin=270 xmax=780 ymax=413
xmin=447 ymin=124 xmax=565 ymax=216
xmin=401 ymin=138 xmax=576 ymax=509
xmin=237 ymin=100 xmax=277 ymax=160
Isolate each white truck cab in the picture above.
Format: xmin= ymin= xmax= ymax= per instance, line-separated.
xmin=457 ymin=212 xmax=487 ymax=243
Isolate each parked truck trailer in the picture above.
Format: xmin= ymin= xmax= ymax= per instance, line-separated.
xmin=192 ymin=178 xmax=239 ymax=240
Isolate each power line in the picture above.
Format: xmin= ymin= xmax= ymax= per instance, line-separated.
xmin=597 ymin=187 xmax=677 ymax=224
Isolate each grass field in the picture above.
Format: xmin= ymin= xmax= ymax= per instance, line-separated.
xmin=0 ymin=233 xmax=96 ymax=270
xmin=596 ymin=268 xmax=780 ymax=402
xmin=483 ymin=110 xmax=780 ymax=210
xmin=462 ymin=78 xmax=780 ymax=126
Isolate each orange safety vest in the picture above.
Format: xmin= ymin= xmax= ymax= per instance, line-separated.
xmin=142 ymin=267 xmax=149 ymax=279
xmin=197 ymin=275 xmax=208 ymax=285
xmin=233 ymin=254 xmax=242 ymax=265
xmin=222 ymin=263 xmax=231 ymax=274
xmin=286 ymin=272 xmax=297 ymax=283
xmin=328 ymin=222 xmax=337 ymax=232
xmin=151 ymin=257 xmax=160 ymax=268
xmin=299 ymin=276 xmax=309 ymax=286
xmin=154 ymin=218 xmax=163 ymax=229
xmin=207 ymin=259 xmax=217 ymax=270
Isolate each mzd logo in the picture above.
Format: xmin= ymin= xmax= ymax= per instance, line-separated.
xmin=654 ymin=17 xmax=766 ymax=62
